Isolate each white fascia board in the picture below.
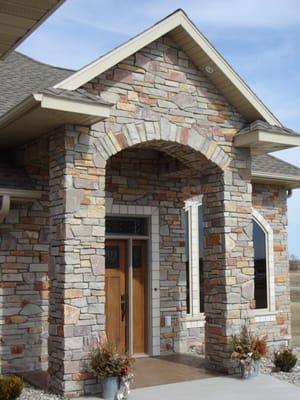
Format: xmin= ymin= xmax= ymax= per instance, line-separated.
xmin=235 ymin=130 xmax=300 ymax=148
xmin=258 ymin=131 xmax=300 ymax=146
xmin=178 ymin=19 xmax=281 ymax=127
xmin=0 ymin=188 xmax=42 ymax=200
xmin=34 ymin=93 xmax=110 ymax=118
xmin=53 ymin=10 xmax=280 ymax=126
xmin=53 ymin=11 xmax=183 ymax=90
xmin=251 ymin=171 xmax=300 ymax=188
xmin=0 ymin=96 xmax=38 ymax=129
xmin=234 ymin=131 xmax=260 ymax=147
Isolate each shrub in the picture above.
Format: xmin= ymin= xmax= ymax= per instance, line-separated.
xmin=273 ymin=349 xmax=297 ymax=372
xmin=90 ymin=341 xmax=135 ymax=378
xmin=0 ymin=376 xmax=23 ymax=400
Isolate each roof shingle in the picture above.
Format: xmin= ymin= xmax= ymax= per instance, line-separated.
xmin=40 ymin=87 xmax=112 ymax=105
xmin=0 ymin=51 xmax=73 ymax=117
xmin=252 ymin=154 xmax=300 ymax=177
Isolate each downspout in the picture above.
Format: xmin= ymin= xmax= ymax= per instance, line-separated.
xmin=287 ymin=189 xmax=293 ymax=198
xmin=0 ymin=194 xmax=11 ymax=223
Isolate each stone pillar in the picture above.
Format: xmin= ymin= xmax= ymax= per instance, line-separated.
xmin=48 ymin=125 xmax=106 ymax=397
xmin=203 ymin=153 xmax=254 ymax=373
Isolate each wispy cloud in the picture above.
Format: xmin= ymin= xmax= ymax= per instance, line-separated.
xmin=18 ymin=0 xmax=300 ymax=255
xmin=142 ymin=0 xmax=300 ymax=29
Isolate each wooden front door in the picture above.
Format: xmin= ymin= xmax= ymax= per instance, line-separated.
xmin=105 ymin=240 xmax=127 ymax=353
xmin=105 ymin=239 xmax=147 ymax=354
xmin=132 ymin=240 xmax=147 ymax=354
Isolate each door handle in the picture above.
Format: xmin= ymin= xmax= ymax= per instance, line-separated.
xmin=121 ymin=294 xmax=127 ymax=322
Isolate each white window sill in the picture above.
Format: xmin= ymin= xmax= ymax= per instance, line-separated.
xmin=180 ymin=313 xmax=205 ymax=328
xmin=181 ymin=311 xmax=277 ymax=326
xmin=254 ymin=310 xmax=277 ymax=323
xmin=254 ymin=309 xmax=277 ymax=315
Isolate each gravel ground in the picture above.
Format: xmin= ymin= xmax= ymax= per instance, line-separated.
xmin=260 ymin=347 xmax=300 ymax=386
xmin=20 ymin=384 xmax=61 ymax=400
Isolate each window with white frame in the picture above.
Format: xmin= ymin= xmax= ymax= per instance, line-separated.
xmin=184 ymin=203 xmax=275 ymax=316
xmin=252 ymin=210 xmax=275 ymax=311
xmin=253 ymin=219 xmax=267 ymax=309
xmin=183 ymin=196 xmax=204 ymax=316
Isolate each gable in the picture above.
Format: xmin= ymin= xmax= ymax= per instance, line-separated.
xmin=87 ymin=34 xmax=246 ymax=134
xmin=54 ymin=9 xmax=281 ymax=126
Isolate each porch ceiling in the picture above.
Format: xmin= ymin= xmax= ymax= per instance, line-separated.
xmin=133 ymin=141 xmax=216 ymax=177
xmin=234 ymin=121 xmax=300 ymax=155
xmin=0 ymin=90 xmax=112 ymax=147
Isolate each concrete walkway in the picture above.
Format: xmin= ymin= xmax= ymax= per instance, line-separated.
xmin=128 ymin=375 xmax=300 ymax=400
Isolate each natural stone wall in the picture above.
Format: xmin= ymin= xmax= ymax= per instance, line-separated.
xmin=48 ymin=126 xmax=105 ymax=397
xmin=106 ymin=147 xmax=204 ymax=353
xmin=0 ymin=139 xmax=49 ymax=374
xmin=253 ymin=184 xmax=290 ymax=346
xmin=82 ymin=34 xmax=255 ymax=372
xmin=85 ymin=34 xmax=246 ymax=156
xmin=202 ymin=165 xmax=254 ymax=373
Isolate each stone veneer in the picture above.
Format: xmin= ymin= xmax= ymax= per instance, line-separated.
xmin=106 ymin=148 xmax=204 ymax=354
xmin=0 ymin=139 xmax=49 ymax=374
xmin=46 ymin=113 xmax=254 ymax=396
xmin=252 ymin=184 xmax=291 ymax=345
xmin=0 ymin=32 xmax=291 ymax=397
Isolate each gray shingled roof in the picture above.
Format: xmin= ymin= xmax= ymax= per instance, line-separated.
xmin=240 ymin=120 xmax=298 ymax=136
xmin=0 ymin=51 xmax=73 ymax=117
xmin=40 ymin=87 xmax=112 ymax=105
xmin=252 ymin=154 xmax=300 ymax=177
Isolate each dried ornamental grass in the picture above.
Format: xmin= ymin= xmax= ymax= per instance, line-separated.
xmin=90 ymin=341 xmax=135 ymax=378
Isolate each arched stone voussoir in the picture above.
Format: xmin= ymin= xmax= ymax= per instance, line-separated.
xmin=98 ymin=119 xmax=231 ymax=170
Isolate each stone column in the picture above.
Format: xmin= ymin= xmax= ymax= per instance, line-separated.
xmin=203 ymin=153 xmax=254 ymax=373
xmin=48 ymin=125 xmax=106 ymax=397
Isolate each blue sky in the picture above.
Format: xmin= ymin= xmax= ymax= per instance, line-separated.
xmin=18 ymin=0 xmax=300 ymax=257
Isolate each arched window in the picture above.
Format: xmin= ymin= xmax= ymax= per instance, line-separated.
xmin=252 ymin=209 xmax=275 ymax=312
xmin=253 ymin=219 xmax=268 ymax=309
xmin=184 ymin=204 xmax=275 ymax=315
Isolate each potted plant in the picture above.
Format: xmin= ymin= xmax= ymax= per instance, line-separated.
xmin=90 ymin=340 xmax=135 ymax=400
xmin=230 ymin=325 xmax=267 ymax=379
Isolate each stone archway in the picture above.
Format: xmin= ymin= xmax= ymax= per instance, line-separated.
xmin=48 ymin=122 xmax=254 ymax=397
xmin=94 ymin=119 xmax=231 ymax=171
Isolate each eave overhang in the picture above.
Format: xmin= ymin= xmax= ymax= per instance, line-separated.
xmin=251 ymin=172 xmax=300 ymax=189
xmin=0 ymin=0 xmax=65 ymax=60
xmin=0 ymin=92 xmax=111 ymax=148
xmin=234 ymin=129 xmax=300 ymax=155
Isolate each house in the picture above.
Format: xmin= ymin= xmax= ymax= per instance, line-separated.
xmin=0 ymin=8 xmax=300 ymax=397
